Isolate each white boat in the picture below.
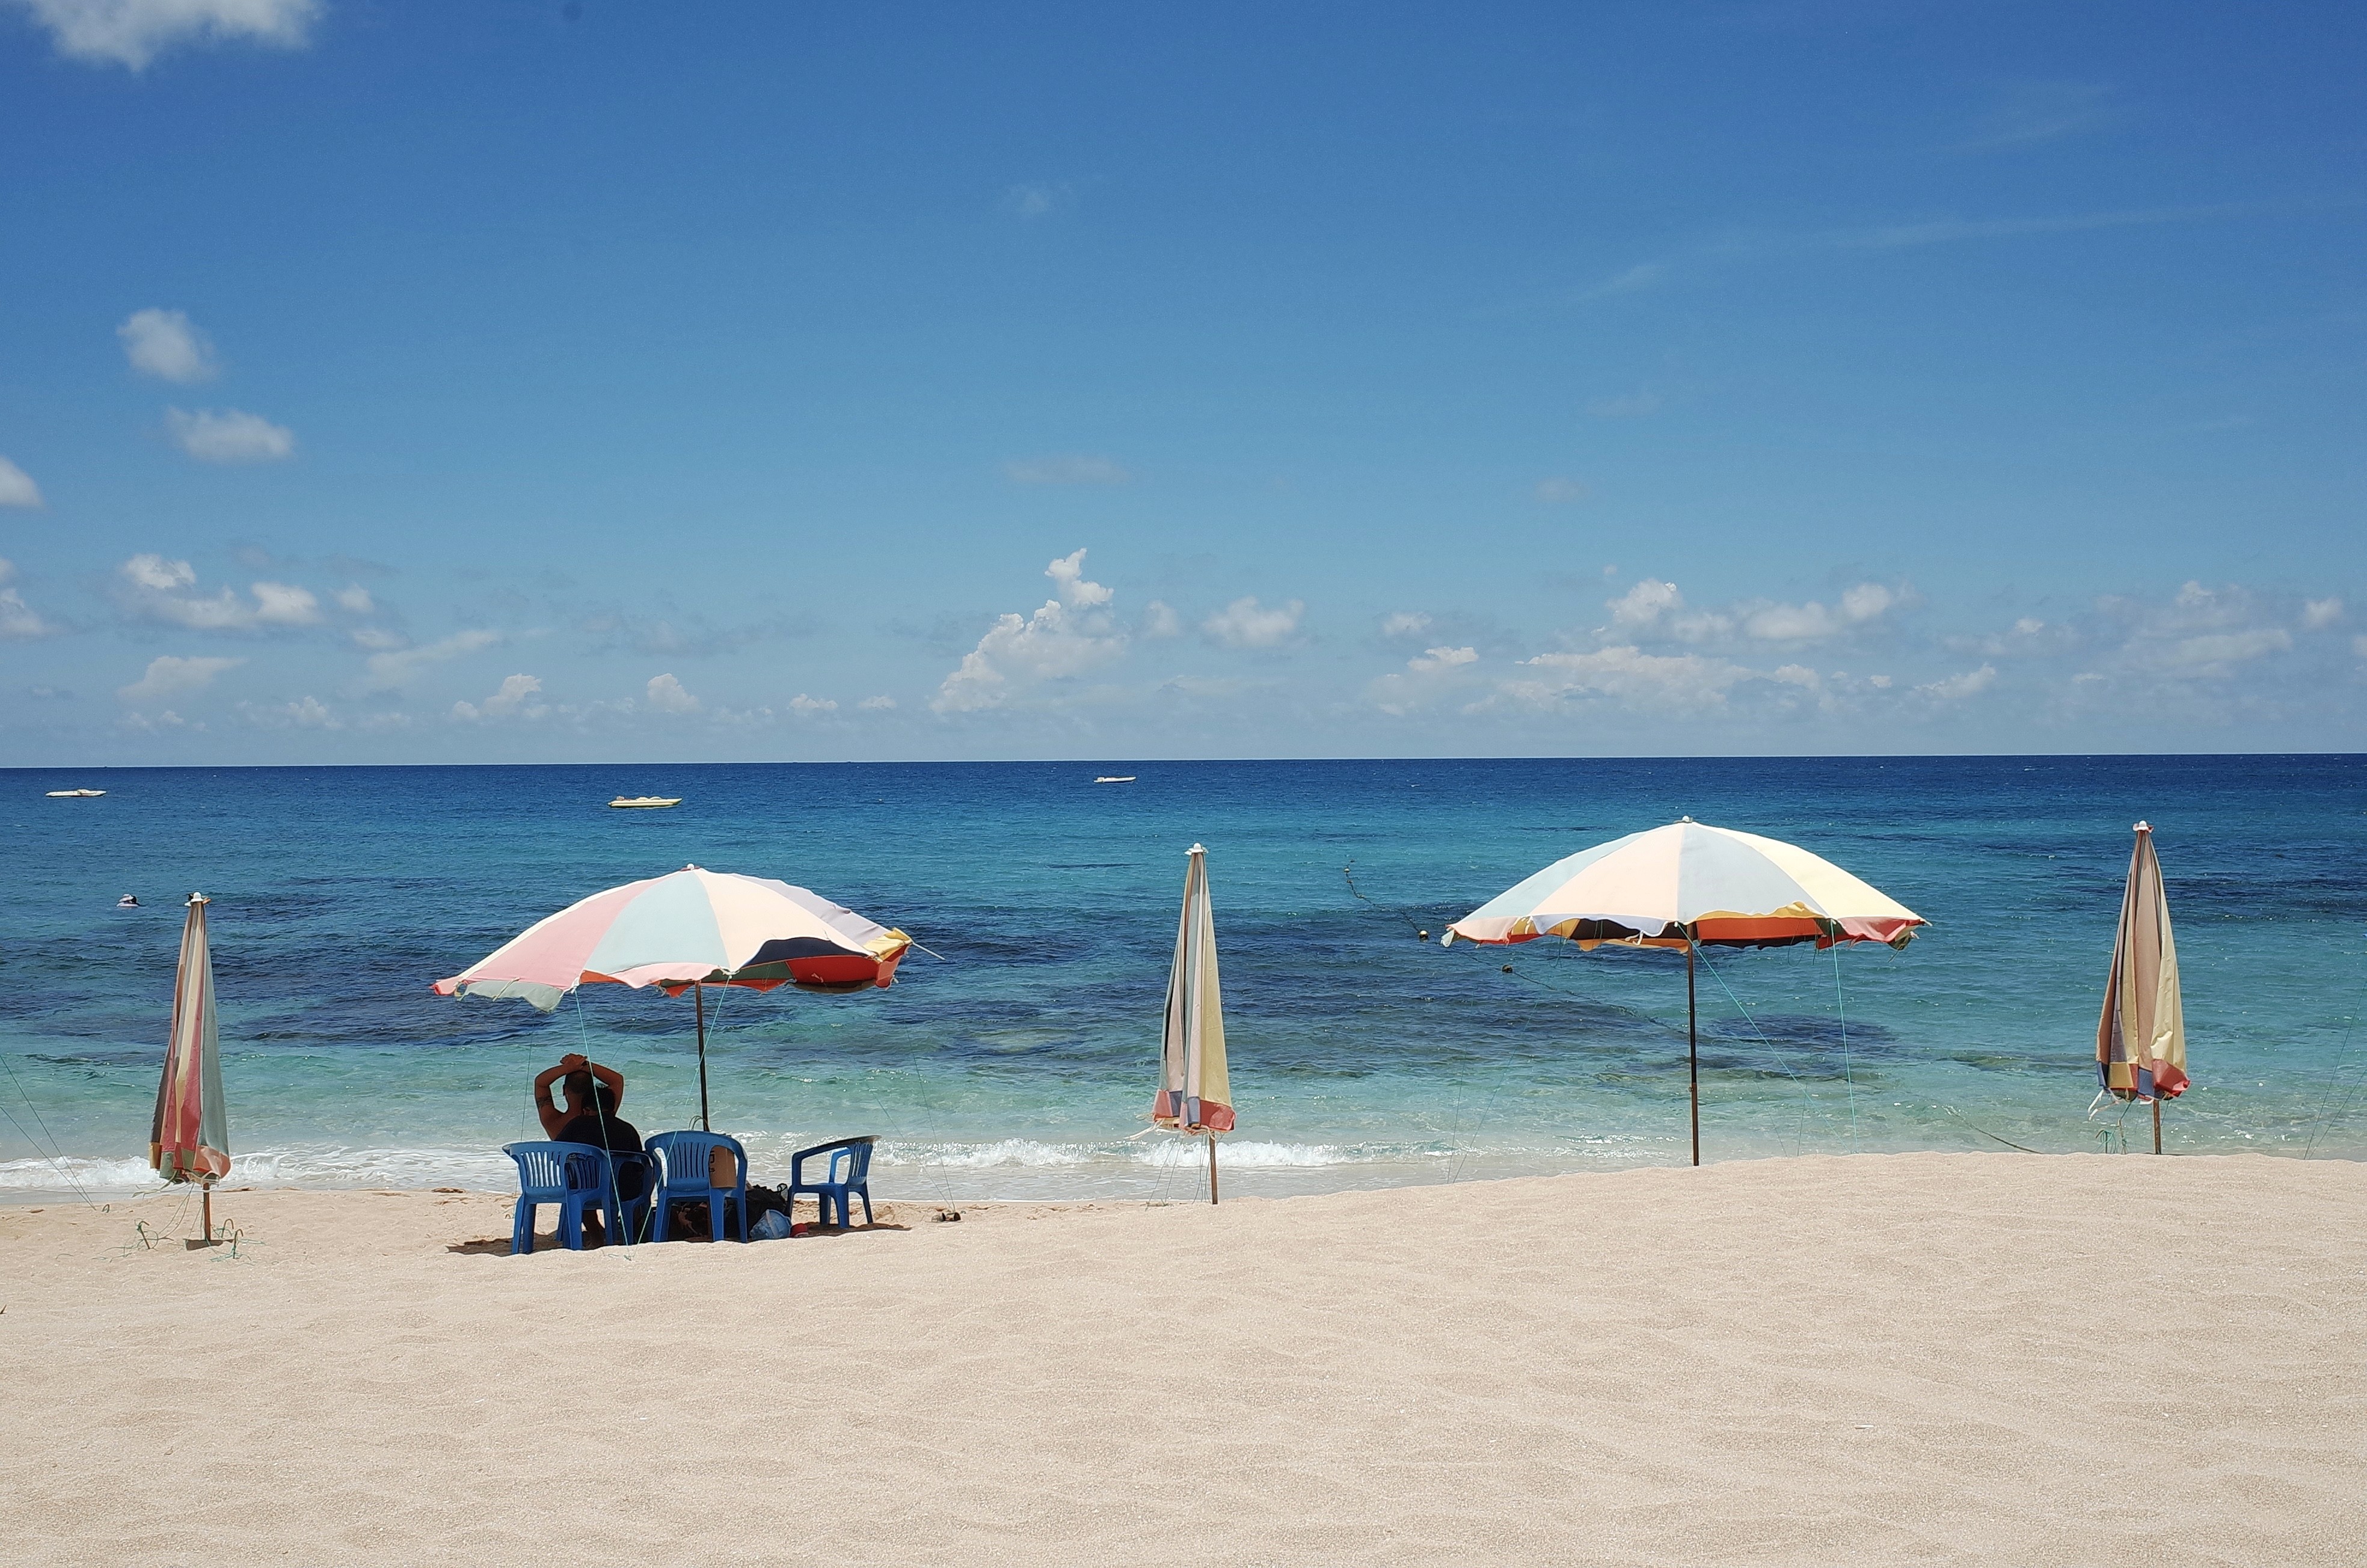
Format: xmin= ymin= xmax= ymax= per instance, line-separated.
xmin=607 ymin=795 xmax=681 ymax=809
xmin=46 ymin=788 xmax=105 ymax=798
xmin=1093 ymin=776 xmax=1137 ymax=784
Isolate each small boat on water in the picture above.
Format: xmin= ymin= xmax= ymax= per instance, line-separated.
xmin=607 ymin=795 xmax=682 ymax=809
xmin=46 ymin=788 xmax=105 ymax=798
xmin=1094 ymin=776 xmax=1137 ymax=784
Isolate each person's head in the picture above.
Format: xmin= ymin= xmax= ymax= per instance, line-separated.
xmin=592 ymin=1082 xmax=619 ymax=1116
xmin=563 ymin=1068 xmax=595 ymax=1110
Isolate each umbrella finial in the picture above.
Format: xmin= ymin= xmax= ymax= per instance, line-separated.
xmin=188 ymin=892 xmax=208 ymax=906
xmin=2134 ymin=821 xmax=2151 ymax=835
xmin=1678 ymin=815 xmax=1695 ymax=824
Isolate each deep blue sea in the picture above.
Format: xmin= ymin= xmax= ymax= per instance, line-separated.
xmin=4 ymin=756 xmax=2365 ymax=1204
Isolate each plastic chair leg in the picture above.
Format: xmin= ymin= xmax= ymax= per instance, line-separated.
xmin=857 ymin=1189 xmax=873 ymax=1226
xmin=513 ymin=1198 xmax=534 ymax=1256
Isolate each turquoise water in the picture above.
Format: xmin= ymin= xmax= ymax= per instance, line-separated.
xmin=4 ymin=757 xmax=2364 ymax=1203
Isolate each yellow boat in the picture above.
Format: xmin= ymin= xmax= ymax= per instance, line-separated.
xmin=607 ymin=795 xmax=681 ymax=809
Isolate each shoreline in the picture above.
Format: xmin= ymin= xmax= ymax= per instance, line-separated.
xmin=7 ymin=1150 xmax=2363 ymax=1565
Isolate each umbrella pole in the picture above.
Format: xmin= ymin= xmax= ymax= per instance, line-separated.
xmin=2153 ymin=1094 xmax=2163 ymax=1156
xmin=1687 ymin=941 xmax=1701 ymax=1168
xmin=1207 ymin=1132 xmax=1219 ymax=1205
xmin=202 ymin=1180 xmax=212 ymax=1245
xmin=695 ymin=981 xmax=711 ymax=1133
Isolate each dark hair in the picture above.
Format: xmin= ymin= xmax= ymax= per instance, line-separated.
xmin=563 ymin=1068 xmax=595 ymax=1109
xmin=593 ymin=1082 xmax=618 ymax=1114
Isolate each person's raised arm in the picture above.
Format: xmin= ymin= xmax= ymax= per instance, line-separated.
xmin=589 ymin=1058 xmax=625 ymax=1110
xmin=532 ymin=1056 xmax=583 ymax=1138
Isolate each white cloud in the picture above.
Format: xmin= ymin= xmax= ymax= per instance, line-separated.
xmin=2160 ymin=628 xmax=2291 ymax=672
xmin=0 ymin=559 xmax=59 ymax=639
xmin=452 ymin=674 xmax=544 ymax=723
xmin=1948 ymin=615 xmax=2078 ymax=659
xmin=1005 ymin=182 xmax=1072 ymax=218
xmin=2304 ymin=597 xmax=2344 ymax=629
xmin=1140 ymin=600 xmax=1182 ymax=639
xmin=0 ymin=456 xmax=43 ymax=507
xmin=933 ymin=549 xmax=1129 ymax=712
xmin=1508 ymin=646 xmax=1755 ymax=714
xmin=363 ymin=628 xmax=502 ymax=690
xmin=1963 ymin=81 xmax=2115 ymax=152
xmin=1002 ymin=454 xmax=1130 ymax=486
xmin=118 ymin=654 xmax=242 ymax=707
xmin=114 ymin=554 xmax=321 ymax=630
xmin=1740 ymin=584 xmax=1898 ymax=643
xmin=1600 ymin=578 xmax=1902 ymax=645
xmin=334 ymin=585 xmax=374 ymax=613
xmin=1607 ymin=579 xmax=1682 ymax=630
xmin=237 ymin=694 xmax=337 ymax=729
xmin=1588 ymin=263 xmax=1663 ymax=297
xmin=16 ymin=0 xmax=319 ymax=69
xmin=1367 ymin=645 xmax=1481 ymax=715
xmin=2355 ymin=635 xmax=2367 ymax=660
xmin=1202 ymin=596 xmax=1304 ymax=649
xmin=117 ymin=308 xmax=217 ymax=381
xmin=1533 ymin=477 xmax=1589 ymax=504
xmin=167 ymin=407 xmax=294 ymax=464
xmin=858 ymin=694 xmax=897 ymax=711
xmin=1381 ymin=611 xmax=1432 ymax=639
xmin=1915 ymin=664 xmax=1998 ymax=702
xmin=788 ymin=693 xmax=837 ymax=714
xmin=1586 ymin=391 xmax=1660 ymax=419
xmin=1045 ymin=548 xmax=1114 ymax=608
xmin=644 ymin=673 xmax=701 ymax=714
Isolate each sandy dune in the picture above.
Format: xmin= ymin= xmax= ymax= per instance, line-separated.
xmin=4 ymin=1152 xmax=2363 ymax=1566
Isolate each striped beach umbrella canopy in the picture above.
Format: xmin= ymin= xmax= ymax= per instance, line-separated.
xmin=435 ymin=865 xmax=911 ymax=1129
xmin=2097 ymin=821 xmax=2188 ymax=1153
xmin=152 ymin=893 xmax=230 ymax=1189
xmin=1444 ymin=819 xmax=1924 ymax=1164
xmin=1152 ymin=844 xmax=1235 ymax=1202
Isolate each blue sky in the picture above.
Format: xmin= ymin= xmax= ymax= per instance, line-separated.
xmin=2 ymin=1 xmax=2362 ymax=764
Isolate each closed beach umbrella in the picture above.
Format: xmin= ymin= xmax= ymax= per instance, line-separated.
xmin=152 ymin=893 xmax=230 ymax=1239
xmin=435 ymin=865 xmax=912 ymax=1129
xmin=1445 ymin=818 xmax=1925 ymax=1165
xmin=1152 ymin=843 xmax=1234 ymax=1202
xmin=2096 ymin=821 xmax=2187 ymax=1153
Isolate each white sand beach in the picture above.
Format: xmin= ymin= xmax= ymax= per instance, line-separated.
xmin=4 ymin=1151 xmax=2363 ymax=1566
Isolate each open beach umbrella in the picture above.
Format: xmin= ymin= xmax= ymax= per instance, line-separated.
xmin=2096 ymin=821 xmax=2187 ymax=1154
xmin=435 ymin=865 xmax=912 ymax=1130
xmin=1444 ymin=818 xmax=1925 ymax=1165
xmin=1152 ymin=843 xmax=1234 ymax=1203
xmin=152 ymin=893 xmax=230 ymax=1239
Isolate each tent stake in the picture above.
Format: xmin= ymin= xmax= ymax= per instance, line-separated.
xmin=695 ymin=981 xmax=711 ymax=1132
xmin=1687 ymin=940 xmax=1701 ymax=1168
xmin=1207 ymin=1132 xmax=1219 ymax=1205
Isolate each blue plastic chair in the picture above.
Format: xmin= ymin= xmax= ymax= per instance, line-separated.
xmin=644 ymin=1131 xmax=749 ymax=1243
xmin=503 ymin=1141 xmax=608 ymax=1255
xmin=788 ymin=1135 xmax=877 ymax=1229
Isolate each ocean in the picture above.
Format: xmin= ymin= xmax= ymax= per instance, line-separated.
xmin=4 ymin=756 xmax=2363 ymax=1204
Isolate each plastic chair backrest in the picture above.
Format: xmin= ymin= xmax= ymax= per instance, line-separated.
xmin=505 ymin=1141 xmax=604 ymax=1196
xmin=843 ymin=1138 xmax=874 ymax=1184
xmin=645 ymin=1130 xmax=741 ymax=1193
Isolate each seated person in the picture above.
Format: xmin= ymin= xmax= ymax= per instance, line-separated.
xmin=534 ymin=1053 xmax=636 ymax=1147
xmin=533 ymin=1054 xmax=645 ymax=1198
